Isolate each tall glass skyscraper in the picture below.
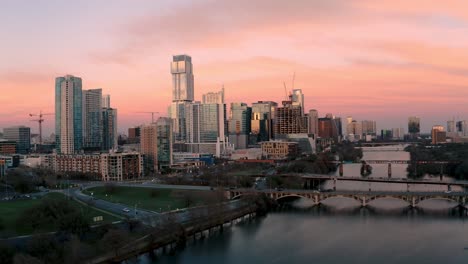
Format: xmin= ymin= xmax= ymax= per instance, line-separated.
xmin=170 ymin=55 xmax=194 ymax=145
xmin=228 ymin=103 xmax=251 ymax=149
xmin=83 ymin=88 xmax=102 ymax=150
xmin=55 ymin=75 xmax=83 ymax=154
xmin=171 ymin=55 xmax=194 ymax=102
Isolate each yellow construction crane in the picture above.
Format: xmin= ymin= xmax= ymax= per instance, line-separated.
xmin=29 ymin=111 xmax=54 ymax=145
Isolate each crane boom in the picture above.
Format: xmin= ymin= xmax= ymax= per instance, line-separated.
xmin=136 ymin=111 xmax=160 ymax=123
xmin=29 ymin=111 xmax=53 ymax=145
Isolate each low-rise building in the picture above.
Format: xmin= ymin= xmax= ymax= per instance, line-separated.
xmin=0 ymin=140 xmax=16 ymax=154
xmin=260 ymin=141 xmax=298 ymax=160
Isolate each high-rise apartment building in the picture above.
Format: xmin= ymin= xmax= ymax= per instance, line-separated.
xmin=202 ymin=87 xmax=225 ymax=104
xmin=102 ymin=108 xmax=117 ymax=151
xmin=431 ymin=125 xmax=446 ymax=144
xmin=361 ymin=120 xmax=377 ymax=136
xmin=308 ymin=109 xmax=319 ymax=136
xmin=456 ymin=121 xmax=467 ymax=136
xmin=128 ymin=126 xmax=141 ymax=144
xmin=55 ymin=75 xmax=83 ymax=154
xmin=102 ymin=94 xmax=111 ymax=108
xmin=3 ymin=126 xmax=31 ymax=154
xmin=156 ymin=117 xmax=173 ymax=169
xmin=318 ymin=117 xmax=339 ymax=141
xmin=346 ymin=120 xmax=363 ymax=141
xmin=82 ymin=88 xmax=102 ymax=150
xmin=228 ymin=103 xmax=251 ymax=149
xmin=186 ymin=102 xmax=228 ymax=156
xmin=141 ymin=124 xmax=158 ymax=173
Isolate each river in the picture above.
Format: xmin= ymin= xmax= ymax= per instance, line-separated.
xmin=141 ymin=146 xmax=468 ymax=263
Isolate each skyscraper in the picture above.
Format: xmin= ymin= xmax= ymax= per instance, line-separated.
xmin=171 ymin=55 xmax=194 ymax=102
xmin=251 ymin=101 xmax=277 ymax=144
xmin=228 ymin=103 xmax=251 ymax=149
xmin=102 ymin=108 xmax=117 ymax=151
xmin=102 ymin=94 xmax=111 ymax=108
xmin=3 ymin=126 xmax=30 ymax=154
xmin=408 ymin=116 xmax=420 ymax=137
xmin=141 ymin=124 xmax=158 ymax=173
xmin=170 ymin=54 xmax=194 ymax=144
xmin=361 ymin=120 xmax=377 ymax=136
xmin=156 ymin=117 xmax=173 ymax=169
xmin=55 ymin=75 xmax=83 ymax=154
xmin=82 ymin=88 xmax=102 ymax=150
xmin=202 ymin=87 xmax=224 ymax=104
xmin=308 ymin=109 xmax=319 ymax=136
xmin=291 ymin=89 xmax=304 ymax=113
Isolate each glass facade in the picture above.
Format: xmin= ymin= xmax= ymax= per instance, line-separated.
xmin=156 ymin=117 xmax=173 ymax=167
xmin=171 ymin=55 xmax=194 ymax=102
xmin=102 ymin=108 xmax=117 ymax=151
xmin=55 ymin=75 xmax=82 ymax=154
xmin=83 ymin=89 xmax=102 ymax=150
xmin=3 ymin=126 xmax=31 ymax=154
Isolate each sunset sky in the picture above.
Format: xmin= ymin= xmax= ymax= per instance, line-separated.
xmin=1 ymin=0 xmax=468 ymax=135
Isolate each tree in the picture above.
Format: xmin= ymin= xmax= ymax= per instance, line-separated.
xmin=0 ymin=243 xmax=14 ymax=264
xmin=100 ymin=229 xmax=131 ymax=256
xmin=13 ymin=254 xmax=44 ymax=264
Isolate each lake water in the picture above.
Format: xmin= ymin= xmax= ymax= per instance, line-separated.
xmin=142 ymin=146 xmax=468 ymax=263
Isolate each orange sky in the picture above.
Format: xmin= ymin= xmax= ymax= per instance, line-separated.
xmin=1 ymin=0 xmax=468 ymax=134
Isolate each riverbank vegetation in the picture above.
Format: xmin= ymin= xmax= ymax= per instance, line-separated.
xmin=405 ymin=144 xmax=468 ymax=179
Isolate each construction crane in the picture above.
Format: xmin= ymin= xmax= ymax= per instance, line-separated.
xmin=29 ymin=111 xmax=54 ymax=145
xmin=283 ymin=82 xmax=288 ymax=101
xmin=136 ymin=112 xmax=160 ymax=123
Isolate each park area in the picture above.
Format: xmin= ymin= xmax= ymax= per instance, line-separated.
xmin=0 ymin=192 xmax=120 ymax=237
xmin=84 ymin=186 xmax=225 ymax=212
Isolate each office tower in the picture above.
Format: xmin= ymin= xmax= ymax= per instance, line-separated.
xmin=308 ymin=109 xmax=319 ymax=136
xmin=334 ymin=117 xmax=342 ymax=137
xmin=55 ymin=75 xmax=83 ymax=154
xmin=447 ymin=120 xmax=456 ymax=133
xmin=170 ymin=54 xmax=194 ymax=144
xmin=381 ymin=129 xmax=393 ymax=140
xmin=202 ymin=87 xmax=225 ymax=104
xmin=431 ymin=125 xmax=446 ymax=144
xmin=456 ymin=121 xmax=467 ymax=136
xmin=3 ymin=126 xmax=30 ymax=154
xmin=251 ymin=101 xmax=277 ymax=144
xmin=408 ymin=116 xmax=420 ymax=137
xmin=275 ymin=100 xmax=307 ymax=136
xmin=141 ymin=124 xmax=158 ymax=173
xmin=291 ymin=89 xmax=304 ymax=113
xmin=346 ymin=116 xmax=353 ymax=125
xmin=102 ymin=108 xmax=117 ymax=151
xmin=156 ymin=117 xmax=173 ymax=169
xmin=128 ymin=127 xmax=141 ymax=144
xmin=392 ymin=127 xmax=404 ymax=140
xmin=82 ymin=89 xmax=102 ymax=150
xmin=228 ymin=103 xmax=251 ymax=149
xmin=346 ymin=120 xmax=363 ymax=141
xmin=361 ymin=120 xmax=377 ymax=136
xmin=186 ymin=102 xmax=228 ymax=156
xmin=102 ymin=94 xmax=110 ymax=108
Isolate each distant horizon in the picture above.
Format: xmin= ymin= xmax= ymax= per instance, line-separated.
xmin=1 ymin=1 xmax=468 ymax=135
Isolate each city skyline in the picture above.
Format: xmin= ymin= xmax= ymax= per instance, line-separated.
xmin=2 ymin=1 xmax=468 ymax=134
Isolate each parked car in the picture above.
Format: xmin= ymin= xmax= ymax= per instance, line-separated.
xmin=122 ymin=208 xmax=130 ymax=213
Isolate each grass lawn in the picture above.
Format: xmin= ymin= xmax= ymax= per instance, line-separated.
xmin=0 ymin=192 xmax=120 ymax=237
xmin=84 ymin=186 xmax=223 ymax=213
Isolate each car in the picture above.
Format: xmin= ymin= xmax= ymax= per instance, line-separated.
xmin=444 ymin=190 xmax=452 ymax=194
xmin=275 ymin=187 xmax=284 ymax=191
xmin=122 ymin=208 xmax=130 ymax=213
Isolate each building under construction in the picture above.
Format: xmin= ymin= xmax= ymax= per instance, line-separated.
xmin=274 ymin=99 xmax=308 ymax=136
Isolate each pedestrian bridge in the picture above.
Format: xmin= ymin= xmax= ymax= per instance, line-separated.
xmin=227 ymin=189 xmax=468 ymax=208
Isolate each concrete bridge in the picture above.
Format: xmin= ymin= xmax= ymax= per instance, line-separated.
xmin=228 ymin=189 xmax=468 ymax=208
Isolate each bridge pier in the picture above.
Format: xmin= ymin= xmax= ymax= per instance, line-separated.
xmin=339 ymin=162 xmax=343 ymax=176
xmin=333 ymin=178 xmax=337 ymax=191
xmin=314 ymin=195 xmax=319 ymax=205
xmin=388 ymin=163 xmax=392 ymax=178
xmin=411 ymin=196 xmax=416 ymax=208
xmin=361 ymin=197 xmax=367 ymax=207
